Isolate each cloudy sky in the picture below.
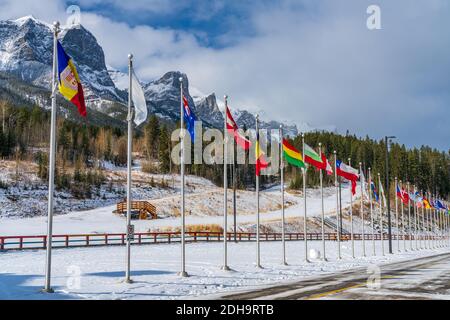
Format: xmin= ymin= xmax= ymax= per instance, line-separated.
xmin=0 ymin=0 xmax=449 ymax=150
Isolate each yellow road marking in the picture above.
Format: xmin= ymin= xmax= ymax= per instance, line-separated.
xmin=305 ymin=275 xmax=397 ymax=300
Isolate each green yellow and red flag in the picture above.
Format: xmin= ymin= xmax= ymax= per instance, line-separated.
xmin=282 ymin=139 xmax=305 ymax=168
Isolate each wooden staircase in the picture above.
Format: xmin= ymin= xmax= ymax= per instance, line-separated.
xmin=116 ymin=201 xmax=157 ymax=220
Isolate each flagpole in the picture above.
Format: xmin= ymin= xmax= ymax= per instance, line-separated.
xmin=378 ymin=173 xmax=385 ymax=256
xmin=369 ymin=168 xmax=375 ymax=256
xmin=255 ymin=115 xmax=262 ymax=268
xmin=280 ymin=126 xmax=287 ymax=265
xmin=400 ymin=180 xmax=405 ymax=252
xmin=319 ymin=143 xmax=326 ymax=261
xmin=359 ymin=163 xmax=365 ymax=257
xmin=421 ymin=196 xmax=425 ymax=249
xmin=43 ymin=21 xmax=60 ymax=294
xmin=124 ymin=54 xmax=135 ymax=284
xmin=179 ymin=77 xmax=188 ymax=277
xmin=222 ymin=96 xmax=230 ymax=271
xmin=395 ymin=177 xmax=399 ymax=253
xmin=302 ymin=134 xmax=309 ymax=263
xmin=349 ymin=158 xmax=354 ymax=259
xmin=334 ymin=151 xmax=341 ymax=260
xmin=414 ymin=185 xmax=418 ymax=251
xmin=407 ymin=182 xmax=412 ymax=251
xmin=425 ymin=195 xmax=429 ymax=249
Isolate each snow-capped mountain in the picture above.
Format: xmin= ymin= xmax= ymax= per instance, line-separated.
xmin=0 ymin=16 xmax=332 ymax=135
xmin=0 ymin=16 xmax=125 ymax=105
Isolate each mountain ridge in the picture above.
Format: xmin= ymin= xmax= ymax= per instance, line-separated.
xmin=0 ymin=16 xmax=334 ymax=136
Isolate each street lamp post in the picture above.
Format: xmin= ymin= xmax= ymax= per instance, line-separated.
xmin=385 ymin=136 xmax=396 ymax=255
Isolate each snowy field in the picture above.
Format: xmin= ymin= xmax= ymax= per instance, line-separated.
xmin=0 ymin=182 xmax=357 ymax=236
xmin=1 ymin=240 xmax=448 ymax=300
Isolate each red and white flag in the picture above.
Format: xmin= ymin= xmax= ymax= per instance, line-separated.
xmin=226 ymin=106 xmax=251 ymax=150
xmin=322 ymin=153 xmax=333 ymax=176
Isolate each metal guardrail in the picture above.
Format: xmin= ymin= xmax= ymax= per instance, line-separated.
xmin=1 ymin=232 xmax=444 ymax=251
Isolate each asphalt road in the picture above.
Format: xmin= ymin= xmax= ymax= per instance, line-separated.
xmin=221 ymin=252 xmax=450 ymax=300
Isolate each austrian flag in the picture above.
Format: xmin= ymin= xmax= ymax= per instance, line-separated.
xmin=226 ymin=107 xmax=251 ymax=150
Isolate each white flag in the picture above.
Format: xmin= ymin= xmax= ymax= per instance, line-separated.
xmin=360 ymin=169 xmax=368 ymax=198
xmin=131 ymin=68 xmax=148 ymax=127
xmin=379 ymin=181 xmax=387 ymax=208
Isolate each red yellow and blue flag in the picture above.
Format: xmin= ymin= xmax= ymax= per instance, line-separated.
xmin=57 ymin=41 xmax=87 ymax=117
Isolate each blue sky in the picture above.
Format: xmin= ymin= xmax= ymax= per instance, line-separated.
xmin=0 ymin=0 xmax=449 ymax=150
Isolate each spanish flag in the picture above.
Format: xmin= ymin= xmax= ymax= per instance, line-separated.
xmin=57 ymin=41 xmax=87 ymax=117
xmin=282 ymin=139 xmax=305 ymax=168
xmin=255 ymin=132 xmax=269 ymax=177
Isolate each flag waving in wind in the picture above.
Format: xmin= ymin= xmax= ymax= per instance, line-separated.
xmin=255 ymin=131 xmax=269 ymax=176
xmin=130 ymin=68 xmax=148 ymax=126
xmin=304 ymin=143 xmax=325 ymax=170
xmin=182 ymin=94 xmax=196 ymax=141
xmin=322 ymin=153 xmax=333 ymax=175
xmin=336 ymin=160 xmax=359 ymax=195
xmin=371 ymin=181 xmax=379 ymax=202
xmin=57 ymin=41 xmax=86 ymax=117
xmin=282 ymin=139 xmax=305 ymax=168
xmin=226 ymin=107 xmax=251 ymax=150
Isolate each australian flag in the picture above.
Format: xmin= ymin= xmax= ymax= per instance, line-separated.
xmin=182 ymin=94 xmax=196 ymax=141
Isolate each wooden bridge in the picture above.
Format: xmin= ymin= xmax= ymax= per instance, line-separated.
xmin=115 ymin=201 xmax=157 ymax=220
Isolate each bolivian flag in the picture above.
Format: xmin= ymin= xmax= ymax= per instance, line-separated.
xmin=282 ymin=139 xmax=305 ymax=168
xmin=255 ymin=132 xmax=269 ymax=176
xmin=57 ymin=41 xmax=87 ymax=117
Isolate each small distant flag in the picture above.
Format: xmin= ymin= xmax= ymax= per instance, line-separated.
xmin=282 ymin=139 xmax=305 ymax=168
xmin=396 ymin=185 xmax=409 ymax=205
xmin=57 ymin=41 xmax=86 ymax=117
xmin=182 ymin=94 xmax=196 ymax=141
xmin=371 ymin=181 xmax=379 ymax=202
xmin=336 ymin=160 xmax=359 ymax=195
xmin=226 ymin=107 xmax=251 ymax=150
xmin=322 ymin=153 xmax=333 ymax=175
xmin=255 ymin=131 xmax=269 ymax=176
xmin=379 ymin=180 xmax=387 ymax=207
xmin=423 ymin=198 xmax=432 ymax=209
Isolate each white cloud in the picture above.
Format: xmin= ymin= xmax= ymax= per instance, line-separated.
xmin=0 ymin=0 xmax=449 ymax=149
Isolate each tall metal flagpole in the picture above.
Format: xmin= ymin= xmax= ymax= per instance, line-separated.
xmin=43 ymin=21 xmax=60 ymax=294
xmin=222 ymin=96 xmax=230 ymax=270
xmin=369 ymin=168 xmax=375 ymax=256
xmin=414 ymin=185 xmax=418 ymax=251
xmin=256 ymin=115 xmax=262 ymax=268
xmin=421 ymin=196 xmax=425 ymax=249
xmin=395 ymin=177 xmax=399 ymax=253
xmin=349 ymin=158 xmax=355 ymax=259
xmin=280 ymin=126 xmax=287 ymax=265
xmin=378 ymin=173 xmax=385 ymax=256
xmin=302 ymin=134 xmax=309 ymax=263
xmin=334 ymin=151 xmax=341 ymax=260
xmin=125 ymin=54 xmax=134 ymax=284
xmin=359 ymin=162 xmax=366 ymax=257
xmin=179 ymin=78 xmax=188 ymax=277
xmin=319 ymin=143 xmax=326 ymax=261
xmin=400 ymin=180 xmax=405 ymax=252
xmin=425 ymin=196 xmax=429 ymax=249
xmin=407 ymin=182 xmax=412 ymax=251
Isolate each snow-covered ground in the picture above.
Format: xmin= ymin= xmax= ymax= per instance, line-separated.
xmin=0 ymin=240 xmax=448 ymax=300
xmin=0 ymin=180 xmax=357 ymax=236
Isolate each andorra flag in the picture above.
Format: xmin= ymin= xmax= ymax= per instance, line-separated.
xmin=57 ymin=41 xmax=87 ymax=117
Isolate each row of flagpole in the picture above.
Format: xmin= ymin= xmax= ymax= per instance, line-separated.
xmin=42 ymin=21 xmax=449 ymax=292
